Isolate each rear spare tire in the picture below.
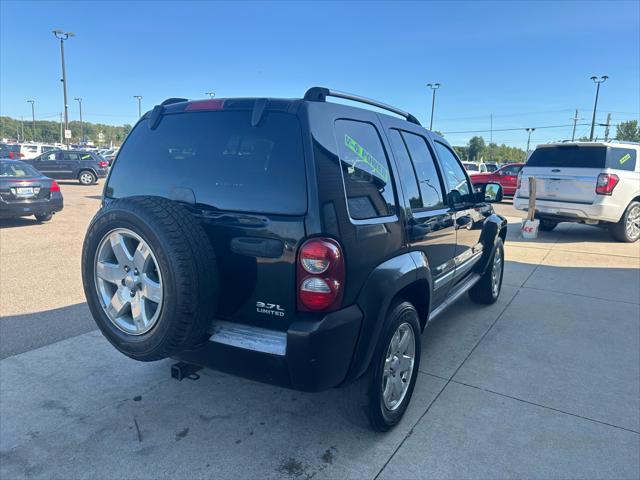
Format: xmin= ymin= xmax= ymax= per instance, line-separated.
xmin=81 ymin=196 xmax=218 ymax=361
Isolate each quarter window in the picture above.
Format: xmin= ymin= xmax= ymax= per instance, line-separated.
xmin=434 ymin=141 xmax=471 ymax=198
xmin=400 ymin=132 xmax=445 ymax=210
xmin=334 ymin=120 xmax=396 ymax=220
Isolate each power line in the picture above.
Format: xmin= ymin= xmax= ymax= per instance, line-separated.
xmin=442 ymin=123 xmax=591 ymax=134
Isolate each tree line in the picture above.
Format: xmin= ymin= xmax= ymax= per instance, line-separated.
xmin=447 ymin=120 xmax=639 ymax=164
xmin=0 ymin=116 xmax=132 ymax=145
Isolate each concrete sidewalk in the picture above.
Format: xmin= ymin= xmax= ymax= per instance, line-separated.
xmin=1 ymin=220 xmax=639 ymax=479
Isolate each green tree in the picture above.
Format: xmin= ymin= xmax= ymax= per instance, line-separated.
xmin=615 ymin=120 xmax=640 ymax=142
xmin=453 ymin=145 xmax=469 ymax=161
xmin=0 ymin=116 xmax=132 ymax=146
xmin=467 ymin=136 xmax=486 ymax=161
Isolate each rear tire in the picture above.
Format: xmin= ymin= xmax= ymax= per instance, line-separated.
xmin=539 ymin=219 xmax=558 ymax=231
xmin=610 ymin=201 xmax=640 ymax=243
xmin=341 ymin=300 xmax=421 ymax=432
xmin=34 ymin=213 xmax=53 ymax=222
xmin=469 ymin=238 xmax=504 ymax=305
xmin=79 ymin=170 xmax=97 ymax=185
xmin=82 ymin=196 xmax=219 ymax=361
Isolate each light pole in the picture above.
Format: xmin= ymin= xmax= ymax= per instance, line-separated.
xmin=205 ymin=91 xmax=215 ymax=98
xmin=525 ymin=128 xmax=536 ymax=158
xmin=53 ymin=30 xmax=74 ymax=146
xmin=589 ymin=75 xmax=608 ymax=141
xmin=427 ymin=83 xmax=440 ymax=131
xmin=74 ymin=97 xmax=84 ymax=144
xmin=133 ymin=95 xmax=143 ymax=118
xmin=27 ymin=100 xmax=36 ymax=142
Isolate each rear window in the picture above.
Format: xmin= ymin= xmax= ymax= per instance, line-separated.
xmin=0 ymin=162 xmax=40 ymax=177
xmin=527 ymin=146 xmax=637 ymax=171
xmin=106 ymin=110 xmax=307 ymax=215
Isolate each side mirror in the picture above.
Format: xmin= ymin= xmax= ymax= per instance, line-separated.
xmin=483 ymin=183 xmax=503 ymax=203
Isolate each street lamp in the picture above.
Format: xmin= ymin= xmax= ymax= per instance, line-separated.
xmin=205 ymin=91 xmax=215 ymax=98
xmin=525 ymin=128 xmax=536 ymax=158
xmin=133 ymin=95 xmax=143 ymax=118
xmin=589 ymin=75 xmax=608 ymax=141
xmin=52 ymin=29 xmax=74 ymax=146
xmin=427 ymin=83 xmax=440 ymax=131
xmin=74 ymin=97 xmax=84 ymax=144
xmin=27 ymin=100 xmax=36 ymax=142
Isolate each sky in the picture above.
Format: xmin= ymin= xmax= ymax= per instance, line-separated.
xmin=1 ymin=0 xmax=639 ymax=149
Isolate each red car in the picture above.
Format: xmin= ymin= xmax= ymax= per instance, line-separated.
xmin=469 ymin=162 xmax=524 ymax=196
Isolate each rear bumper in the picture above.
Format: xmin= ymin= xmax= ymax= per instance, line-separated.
xmin=513 ymin=196 xmax=622 ymax=223
xmin=173 ymin=305 xmax=363 ymax=392
xmin=0 ymin=194 xmax=63 ymax=218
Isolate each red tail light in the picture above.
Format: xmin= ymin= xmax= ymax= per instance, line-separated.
xmin=595 ymin=173 xmax=619 ymax=195
xmin=297 ymin=238 xmax=345 ymax=312
xmin=185 ymin=99 xmax=225 ymax=112
xmin=97 ymin=161 xmax=108 ymax=167
xmin=49 ymin=180 xmax=60 ymax=192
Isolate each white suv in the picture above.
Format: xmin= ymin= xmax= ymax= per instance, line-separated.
xmin=514 ymin=141 xmax=640 ymax=242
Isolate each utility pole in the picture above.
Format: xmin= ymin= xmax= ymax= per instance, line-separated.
xmin=570 ymin=109 xmax=583 ymax=141
xmin=133 ymin=95 xmax=143 ymax=118
xmin=27 ymin=100 xmax=36 ymax=142
xmin=53 ymin=30 xmax=74 ymax=147
xmin=427 ymin=83 xmax=440 ymax=130
xmin=59 ymin=113 xmax=63 ymax=144
xmin=16 ymin=121 xmax=19 ymax=142
xmin=74 ymin=97 xmax=84 ymax=143
xmin=205 ymin=91 xmax=215 ymax=98
xmin=525 ymin=128 xmax=536 ymax=159
xmin=603 ymin=113 xmax=612 ymax=141
xmin=20 ymin=116 xmax=24 ymax=142
xmin=489 ymin=113 xmax=493 ymax=161
xmin=589 ymin=75 xmax=608 ymax=141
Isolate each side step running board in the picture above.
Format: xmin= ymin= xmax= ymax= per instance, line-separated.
xmin=428 ymin=273 xmax=481 ymax=323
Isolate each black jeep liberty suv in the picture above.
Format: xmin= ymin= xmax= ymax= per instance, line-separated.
xmin=82 ymin=88 xmax=507 ymax=431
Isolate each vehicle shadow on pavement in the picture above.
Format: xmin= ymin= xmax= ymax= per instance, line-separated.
xmin=0 ymin=303 xmax=96 ymax=360
xmin=0 ymin=218 xmax=46 ymax=229
xmin=1 ymin=259 xmax=638 ymax=479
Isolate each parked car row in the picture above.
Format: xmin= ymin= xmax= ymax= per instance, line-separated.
xmin=0 ymin=147 xmax=110 ymax=222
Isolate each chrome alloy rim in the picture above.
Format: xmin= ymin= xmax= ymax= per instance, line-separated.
xmin=94 ymin=228 xmax=163 ymax=335
xmin=625 ymin=206 xmax=640 ymax=240
xmin=382 ymin=322 xmax=415 ymax=411
xmin=491 ymin=246 xmax=503 ymax=297
xmin=80 ymin=172 xmax=94 ymax=184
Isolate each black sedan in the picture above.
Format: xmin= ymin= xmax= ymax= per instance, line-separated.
xmin=0 ymin=159 xmax=63 ymax=222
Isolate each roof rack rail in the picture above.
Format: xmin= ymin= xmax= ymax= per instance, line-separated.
xmin=304 ymin=87 xmax=421 ymax=126
xmin=609 ymin=140 xmax=640 ymax=145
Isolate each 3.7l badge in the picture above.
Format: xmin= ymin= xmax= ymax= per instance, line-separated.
xmin=256 ymin=301 xmax=285 ymax=317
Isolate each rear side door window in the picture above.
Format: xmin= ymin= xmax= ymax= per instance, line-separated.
xmin=334 ymin=120 xmax=396 ymax=220
xmin=399 ymin=131 xmax=445 ymax=211
xmin=387 ymin=130 xmax=422 ymax=210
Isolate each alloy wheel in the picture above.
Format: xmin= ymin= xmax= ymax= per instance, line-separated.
xmin=491 ymin=246 xmax=503 ymax=298
xmin=94 ymin=228 xmax=163 ymax=335
xmin=626 ymin=205 xmax=640 ymax=240
xmin=381 ymin=322 xmax=415 ymax=411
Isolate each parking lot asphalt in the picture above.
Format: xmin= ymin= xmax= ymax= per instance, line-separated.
xmin=1 ymin=186 xmax=639 ymax=479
